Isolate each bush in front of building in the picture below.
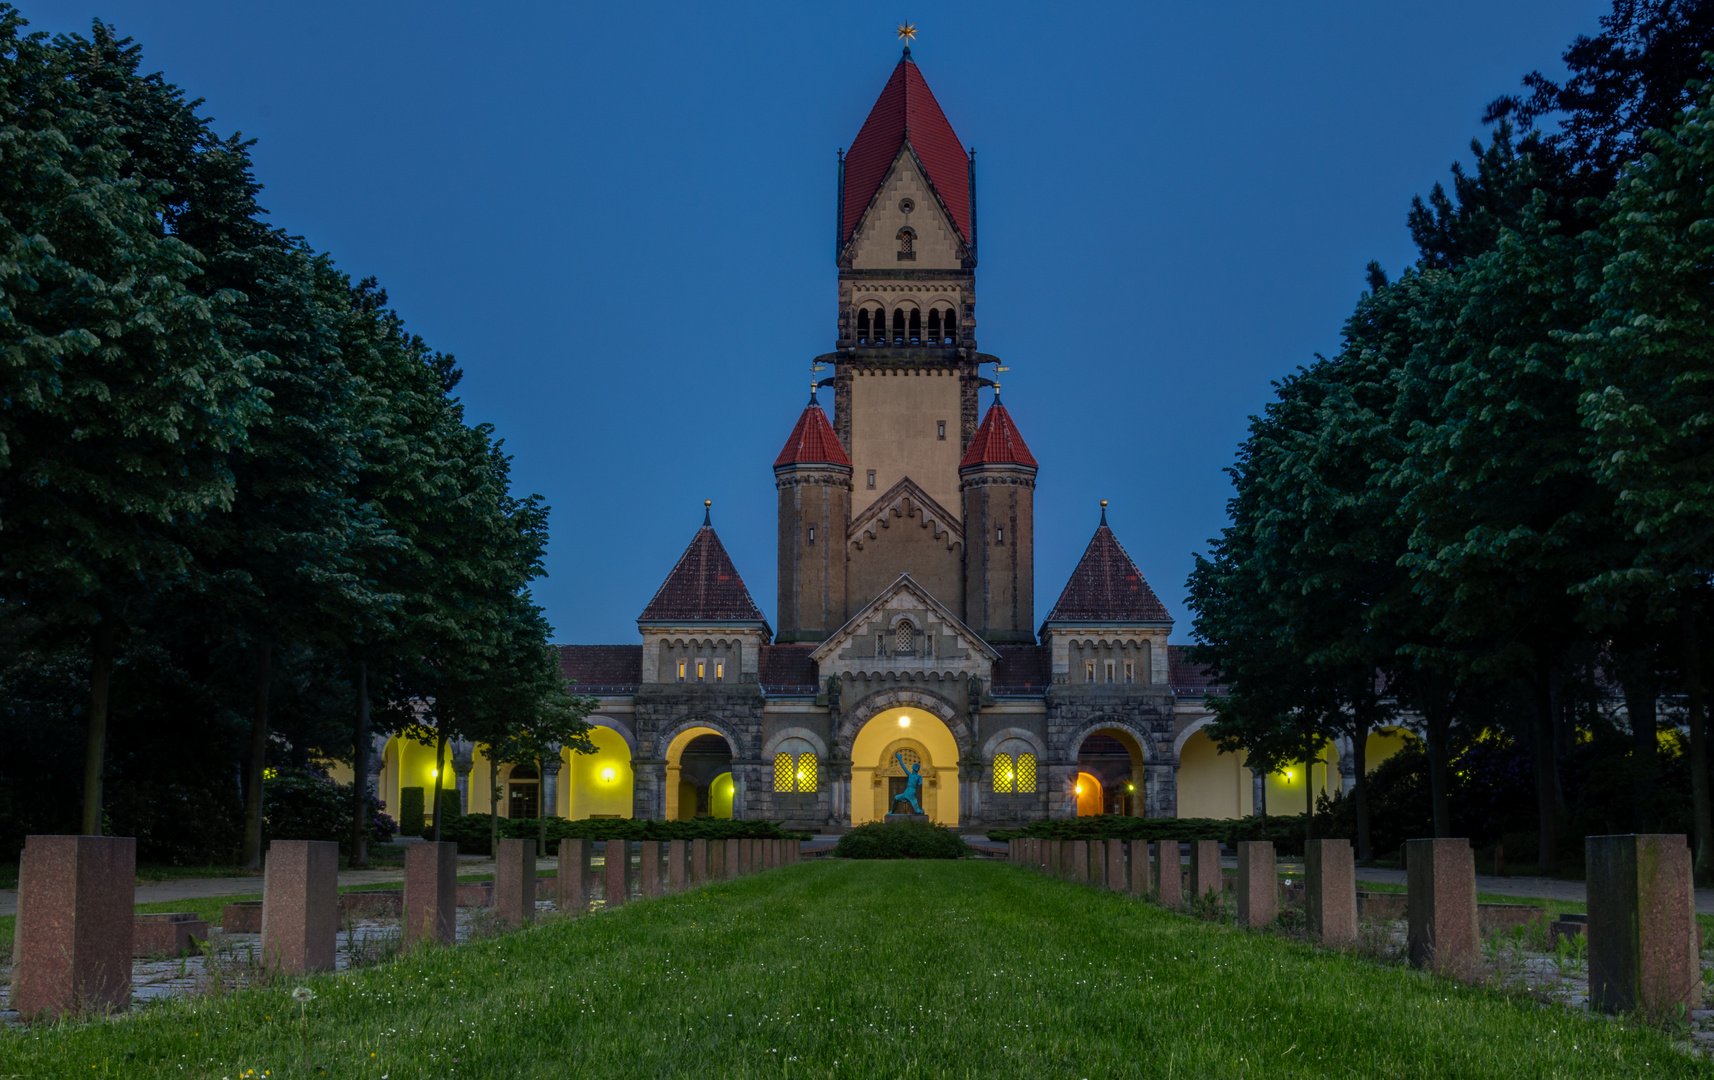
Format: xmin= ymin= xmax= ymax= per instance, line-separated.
xmin=398 ymin=787 xmax=425 ymax=837
xmin=833 ymin=821 xmax=970 ymax=860
xmin=425 ymin=813 xmax=812 ymax=856
xmin=264 ymin=767 xmax=395 ymax=854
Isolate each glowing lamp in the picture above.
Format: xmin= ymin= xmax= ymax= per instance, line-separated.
xmin=898 ymin=715 xmax=911 ymax=727
xmin=430 ymin=768 xmax=438 ymax=778
xmin=1284 ymin=769 xmax=1294 ymax=781
xmin=601 ymin=767 xmax=616 ymax=783
xmin=1126 ymin=782 xmax=1136 ymax=792
xmin=1075 ymin=783 xmax=1083 ymax=795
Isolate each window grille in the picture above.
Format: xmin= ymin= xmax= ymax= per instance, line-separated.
xmin=895 ymin=621 xmax=916 ymax=655
xmin=796 ymin=753 xmax=818 ymax=793
xmin=993 ymin=753 xmax=1014 ymax=793
xmin=898 ymin=228 xmax=915 ymax=260
xmin=892 ymin=747 xmax=920 ymax=773
xmin=875 ymin=631 xmax=885 ymax=657
xmin=774 ymin=753 xmax=794 ymax=792
xmin=1016 ymin=753 xmax=1037 ymax=793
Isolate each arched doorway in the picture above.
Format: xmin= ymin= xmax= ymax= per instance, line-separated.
xmin=507 ymin=763 xmax=540 ymax=818
xmin=1074 ymin=728 xmax=1147 ymax=817
xmin=665 ymin=727 xmax=735 ymax=820
xmin=565 ymin=723 xmax=633 ymax=820
xmin=849 ymin=707 xmax=960 ymax=826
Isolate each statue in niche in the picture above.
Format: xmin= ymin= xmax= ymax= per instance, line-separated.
xmin=891 ymin=750 xmax=925 ymax=815
xmin=966 ymin=673 xmax=983 ymax=715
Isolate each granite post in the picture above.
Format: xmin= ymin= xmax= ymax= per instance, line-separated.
xmin=1129 ymin=839 xmax=1150 ymax=896
xmin=638 ymin=840 xmax=663 ymax=898
xmin=1107 ymin=839 xmax=1126 ymax=892
xmin=723 ymin=838 xmax=740 ymax=879
xmin=558 ymin=838 xmax=592 ymax=915
xmin=1405 ymin=837 xmax=1479 ymax=976
xmin=1234 ymin=841 xmax=1278 ymax=927
xmin=494 ymin=838 xmax=536 ymax=928
xmin=668 ymin=839 xmax=688 ymax=892
xmin=603 ymin=838 xmax=631 ymax=908
xmin=404 ymin=840 xmax=458 ymax=945
xmin=764 ymin=839 xmax=779 ymax=869
xmin=260 ymin=839 xmax=338 ymax=975
xmin=1587 ymin=833 xmax=1701 ymax=1017
xmin=1153 ymin=840 xmax=1183 ymax=906
xmin=1187 ymin=840 xmax=1222 ymax=900
xmin=1072 ymin=840 xmax=1090 ymax=883
xmin=690 ymin=838 xmax=709 ymax=884
xmin=10 ymin=834 xmax=135 ymax=1019
xmin=1305 ymin=839 xmax=1356 ymax=946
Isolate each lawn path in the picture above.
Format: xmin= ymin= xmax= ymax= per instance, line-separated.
xmin=0 ymin=860 xmax=1696 ymax=1079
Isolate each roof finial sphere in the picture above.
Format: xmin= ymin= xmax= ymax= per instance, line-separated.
xmin=1100 ymin=499 xmax=1108 ymax=524
xmin=703 ymin=499 xmax=712 ymax=526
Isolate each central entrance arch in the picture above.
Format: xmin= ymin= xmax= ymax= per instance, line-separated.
xmin=850 ymin=707 xmax=960 ymax=826
xmin=665 ymin=726 xmax=735 ymax=820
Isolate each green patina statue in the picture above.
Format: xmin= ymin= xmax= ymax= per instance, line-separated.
xmin=892 ymin=750 xmax=925 ymax=815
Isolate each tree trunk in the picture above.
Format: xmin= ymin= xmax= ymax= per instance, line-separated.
xmin=350 ymin=662 xmax=371 ymax=869
xmin=1424 ymin=699 xmax=1452 ymax=839
xmin=1352 ymin=716 xmax=1372 ymax=863
xmin=1527 ymin=670 xmax=1560 ymax=875
xmin=1686 ymin=606 xmax=1711 ymax=881
xmin=1623 ymin=664 xmax=1659 ymax=833
xmin=1305 ymin=753 xmax=1316 ymax=851
xmin=490 ymin=754 xmax=500 ymax=857
xmin=80 ymin=621 xmax=115 ymax=836
xmin=241 ymin=641 xmax=273 ymax=870
xmin=431 ymin=732 xmax=448 ymax=843
xmin=537 ymin=753 xmax=549 ymax=856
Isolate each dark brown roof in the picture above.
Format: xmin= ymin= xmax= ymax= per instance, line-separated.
xmin=1043 ymin=522 xmax=1172 ymax=625
xmin=992 ymin=645 xmax=1050 ymax=692
xmin=558 ymin=645 xmax=642 ymax=692
xmin=1168 ymin=645 xmax=1220 ymax=695
xmin=759 ymin=644 xmax=818 ymax=692
xmin=638 ymin=524 xmax=769 ymax=627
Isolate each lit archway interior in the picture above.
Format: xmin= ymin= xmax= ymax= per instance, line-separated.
xmin=708 ymin=772 xmax=735 ymax=818
xmin=849 ymin=707 xmax=959 ymax=826
xmin=665 ymin=727 xmax=734 ymax=820
xmin=1075 ymin=728 xmax=1146 ymax=816
xmin=565 ymin=724 xmax=633 ymax=820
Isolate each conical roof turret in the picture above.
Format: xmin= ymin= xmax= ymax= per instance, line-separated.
xmin=773 ymin=394 xmax=852 ymax=469
xmin=638 ymin=508 xmax=770 ymax=631
xmin=959 ymin=399 xmax=1037 ymax=470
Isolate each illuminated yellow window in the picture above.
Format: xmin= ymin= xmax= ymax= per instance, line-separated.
xmin=796 ymin=753 xmax=818 ymax=793
xmin=774 ymin=753 xmax=794 ymax=792
xmin=1105 ymin=660 xmax=1116 ymax=683
xmin=715 ymin=661 xmax=724 ymax=681
xmin=1125 ymin=661 xmax=1135 ymax=684
xmin=1085 ymin=660 xmax=1096 ymax=682
xmin=697 ymin=660 xmax=706 ymax=681
xmin=1016 ymin=753 xmax=1037 ymax=793
xmin=993 ymin=753 xmax=1014 ymax=793
xmin=677 ymin=659 xmax=686 ymax=681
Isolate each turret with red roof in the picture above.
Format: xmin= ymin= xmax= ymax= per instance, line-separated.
xmin=773 ymin=391 xmax=852 ymax=643
xmin=960 ymin=394 xmax=1038 ymax=643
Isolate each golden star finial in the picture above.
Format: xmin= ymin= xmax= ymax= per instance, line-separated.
xmin=897 ymin=22 xmax=917 ymax=45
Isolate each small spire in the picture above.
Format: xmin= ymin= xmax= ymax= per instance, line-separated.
xmin=1100 ymin=499 xmax=1108 ymax=525
xmin=703 ymin=499 xmax=712 ymax=526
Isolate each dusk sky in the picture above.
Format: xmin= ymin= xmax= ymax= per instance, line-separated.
xmin=22 ymin=1 xmax=1608 ymax=645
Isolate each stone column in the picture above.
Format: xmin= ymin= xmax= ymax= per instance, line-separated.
xmin=10 ymin=834 xmax=135 ymax=1019
xmin=1235 ymin=841 xmax=1278 ymax=927
xmin=540 ymin=751 xmax=562 ymax=820
xmin=690 ymin=838 xmax=709 ymax=884
xmin=558 ymin=838 xmax=592 ymax=915
xmin=1187 ymin=840 xmax=1222 ymax=900
xmin=1588 ymin=833 xmax=1700 ymax=1017
xmin=1128 ymin=839 xmax=1150 ymax=896
xmin=723 ymin=838 xmax=741 ymax=879
xmin=1305 ymin=839 xmax=1356 ymax=946
xmin=1106 ymin=839 xmax=1125 ymax=892
xmin=1405 ymin=838 xmax=1478 ymax=976
xmin=1153 ymin=840 xmax=1183 ymax=906
xmin=450 ymin=739 xmax=474 ymax=816
xmin=261 ymin=840 xmax=338 ymax=974
xmin=603 ymin=839 xmax=631 ymax=907
xmin=404 ymin=841 xmax=458 ymax=945
xmin=668 ymin=839 xmax=688 ymax=892
xmin=637 ymin=841 xmax=662 ymax=898
xmin=1251 ymin=772 xmax=1266 ymax=817
xmin=494 ymin=838 xmax=536 ymax=928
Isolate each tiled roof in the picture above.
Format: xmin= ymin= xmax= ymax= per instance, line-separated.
xmin=842 ymin=50 xmax=971 ymax=247
xmin=1168 ymin=645 xmax=1220 ymax=695
xmin=773 ymin=397 xmax=852 ymax=469
xmin=992 ymin=645 xmax=1051 ymax=692
xmin=638 ymin=524 xmax=769 ymax=626
xmin=959 ymin=400 xmax=1037 ymax=470
xmin=759 ymin=644 xmax=818 ymax=691
xmin=557 ymin=645 xmax=642 ymax=692
xmin=1043 ymin=522 xmax=1172 ymax=625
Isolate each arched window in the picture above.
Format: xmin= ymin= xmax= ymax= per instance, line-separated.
xmin=945 ymin=307 xmax=958 ymax=343
xmin=897 ymin=227 xmax=916 ymax=261
xmin=508 ymin=763 xmax=540 ymax=818
xmin=927 ymin=308 xmax=941 ymax=342
xmin=892 ymin=308 xmax=906 ymax=344
xmin=894 ymin=620 xmax=916 ymax=655
xmin=992 ymin=739 xmax=1037 ymax=794
xmin=856 ymin=306 xmax=871 ymax=343
xmin=908 ymin=307 xmax=922 ymax=344
xmin=773 ymin=738 xmax=818 ymax=793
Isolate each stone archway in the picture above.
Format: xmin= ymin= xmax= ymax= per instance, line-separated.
xmin=848 ymin=706 xmax=961 ymax=826
xmin=1062 ymin=720 xmax=1153 ymax=819
xmin=663 ymin=725 xmax=736 ymax=821
xmin=837 ymin=686 xmax=971 ymax=757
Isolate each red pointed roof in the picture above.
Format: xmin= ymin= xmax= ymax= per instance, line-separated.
xmin=638 ymin=523 xmax=769 ymax=626
xmin=959 ymin=400 xmax=1037 ymax=470
xmin=1043 ymin=519 xmax=1172 ymax=625
xmin=842 ymin=50 xmax=971 ymax=247
xmin=773 ymin=397 xmax=852 ymax=469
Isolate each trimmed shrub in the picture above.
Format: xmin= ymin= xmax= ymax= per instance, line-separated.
xmin=834 ymin=821 xmax=969 ymax=860
xmin=263 ymin=768 xmax=395 ymax=854
xmin=398 ymin=787 xmax=425 ymax=837
xmin=429 ymin=813 xmax=811 ymax=856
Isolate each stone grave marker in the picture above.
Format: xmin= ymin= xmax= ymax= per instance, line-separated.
xmin=558 ymin=838 xmax=592 ymax=915
xmin=1235 ymin=841 xmax=1277 ymax=927
xmin=1405 ymin=837 xmax=1478 ymax=976
xmin=261 ymin=839 xmax=338 ymax=974
xmin=404 ymin=841 xmax=458 ymax=945
xmin=604 ymin=838 xmax=631 ymax=907
xmin=1304 ymin=839 xmax=1356 ymax=946
xmin=10 ymin=834 xmax=135 ymax=1019
xmin=1587 ymin=833 xmax=1700 ymax=1017
xmin=1187 ymin=840 xmax=1222 ymax=900
xmin=1153 ymin=840 xmax=1183 ymax=906
xmin=494 ymin=838 xmax=537 ymax=928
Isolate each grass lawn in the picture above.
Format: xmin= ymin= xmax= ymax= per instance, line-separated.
xmin=1 ymin=861 xmax=1698 ymax=1079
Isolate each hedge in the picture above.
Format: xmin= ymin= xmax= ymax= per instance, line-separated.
xmin=427 ymin=814 xmax=812 ymax=856
xmin=986 ymin=814 xmax=1325 ymax=856
xmin=833 ymin=821 xmax=969 ymax=859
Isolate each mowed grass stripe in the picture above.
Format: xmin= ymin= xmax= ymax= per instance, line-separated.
xmin=0 ymin=860 xmax=1693 ymax=1079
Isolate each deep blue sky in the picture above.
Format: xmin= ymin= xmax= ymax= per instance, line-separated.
xmin=24 ymin=1 xmax=1607 ymax=645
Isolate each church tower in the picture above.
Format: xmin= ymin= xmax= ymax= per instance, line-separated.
xmin=773 ymin=390 xmax=852 ymax=642
xmin=960 ymin=397 xmax=1037 ymax=642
